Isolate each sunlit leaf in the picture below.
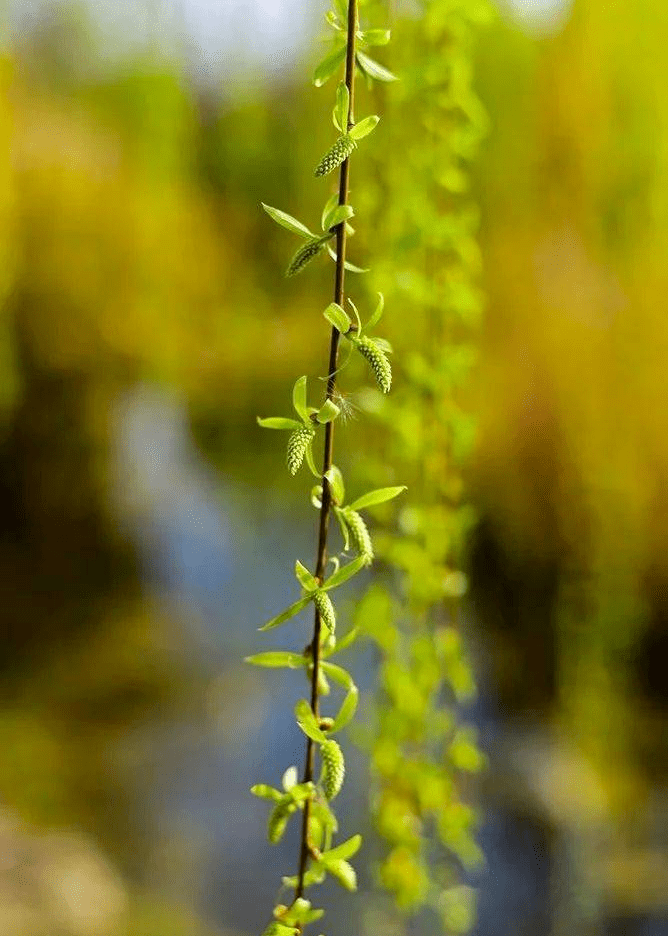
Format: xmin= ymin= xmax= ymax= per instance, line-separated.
xmin=259 ymin=595 xmax=311 ymax=631
xmin=356 ymin=51 xmax=398 ymax=82
xmin=348 ymin=485 xmax=407 ymax=511
xmin=261 ymin=203 xmax=313 ymax=237
xmin=295 ymin=698 xmax=327 ymax=742
xmin=245 ymin=651 xmax=305 ymax=668
xmin=314 ymin=45 xmax=346 ymax=87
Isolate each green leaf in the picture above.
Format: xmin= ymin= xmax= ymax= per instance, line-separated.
xmin=261 ymin=203 xmax=313 ymax=238
xmin=282 ymin=867 xmax=326 ymax=890
xmin=323 ymin=833 xmax=362 ymax=862
xmin=250 ymin=784 xmax=283 ymax=802
xmin=295 ymin=699 xmax=327 ymax=743
xmin=347 ymin=298 xmax=362 ymax=332
xmin=317 ymin=399 xmax=340 ymax=424
xmin=322 ymin=857 xmax=357 ymax=891
xmin=356 ymin=51 xmax=398 ymax=82
xmin=366 ymin=292 xmax=384 ymax=329
xmin=333 ymin=80 xmax=350 ymax=132
xmin=314 ymin=44 xmax=346 ymax=87
xmin=333 ymin=0 xmax=348 ymax=21
xmin=321 ymin=663 xmax=358 ymax=730
xmin=286 ymin=781 xmax=316 ymax=804
xmin=358 ymin=28 xmax=390 ymax=46
xmin=372 ymin=336 xmax=393 ymax=354
xmin=323 ymin=302 xmax=351 ymax=334
xmin=326 ymin=246 xmax=368 ymax=273
xmin=257 ymin=416 xmax=303 ymax=431
xmin=245 ymin=651 xmax=305 ymax=669
xmin=348 ymin=485 xmax=407 ymax=511
xmin=281 ymin=900 xmax=324 ymax=926
xmin=259 ymin=595 xmax=311 ymax=631
xmin=324 ymin=625 xmax=358 ymax=656
xmin=304 ymin=443 xmax=320 ymax=478
xmin=321 ymin=554 xmax=365 ymax=591
xmin=334 ymin=507 xmax=350 ymax=550
xmin=321 ymin=193 xmax=339 ymax=232
xmin=324 ymin=465 xmax=345 ymax=504
xmin=321 ymin=661 xmax=353 ymax=689
xmin=311 ymin=484 xmax=323 ymax=510
xmin=325 ymin=204 xmax=354 ymax=230
xmin=332 ymin=683 xmax=358 ymax=731
xmin=295 ymin=559 xmax=319 ymax=592
xmin=349 ymin=115 xmax=380 ymax=141
xmin=292 ymin=375 xmax=310 ymax=423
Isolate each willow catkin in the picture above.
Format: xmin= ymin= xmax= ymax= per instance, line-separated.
xmin=320 ymin=738 xmax=345 ymax=800
xmin=342 ymin=508 xmax=373 ymax=565
xmin=286 ymin=426 xmax=315 ymax=475
xmin=313 ymin=589 xmax=336 ymax=634
xmin=286 ymin=237 xmax=326 ymax=277
xmin=354 ymin=335 xmax=392 ymax=393
xmin=315 ymin=134 xmax=356 ymax=177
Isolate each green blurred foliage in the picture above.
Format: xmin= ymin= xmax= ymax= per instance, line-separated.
xmin=1 ymin=0 xmax=668 ymax=932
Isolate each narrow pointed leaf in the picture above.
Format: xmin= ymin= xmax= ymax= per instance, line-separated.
xmin=314 ymin=45 xmax=346 ymax=87
xmin=332 ymin=683 xmax=358 ymax=731
xmin=261 ymin=203 xmax=313 ymax=238
xmin=321 ymin=554 xmax=365 ymax=591
xmin=323 ymin=302 xmax=352 ymax=334
xmin=295 ymin=559 xmax=319 ymax=592
xmin=250 ymin=784 xmax=283 ymax=802
xmin=349 ymin=115 xmax=380 ymax=141
xmin=356 ymin=51 xmax=398 ymax=83
xmin=245 ymin=651 xmax=305 ymax=669
xmin=325 ymin=204 xmax=354 ymax=230
xmin=322 ymin=833 xmax=363 ymax=862
xmin=295 ymin=698 xmax=327 ymax=742
xmin=334 ymin=507 xmax=350 ymax=550
xmin=259 ymin=595 xmax=311 ymax=631
xmin=324 ymin=625 xmax=358 ymax=656
xmin=334 ymin=80 xmax=350 ymax=131
xmin=326 ymin=245 xmax=368 ymax=273
xmin=292 ymin=375 xmax=310 ymax=423
xmin=358 ymin=28 xmax=390 ymax=46
xmin=321 ymin=193 xmax=339 ymax=231
xmin=324 ymin=465 xmax=345 ymax=504
xmin=304 ymin=443 xmax=320 ymax=478
xmin=257 ymin=416 xmax=303 ymax=430
xmin=348 ymin=485 xmax=407 ymax=511
xmin=321 ymin=661 xmax=353 ymax=689
xmin=366 ymin=292 xmax=384 ymax=329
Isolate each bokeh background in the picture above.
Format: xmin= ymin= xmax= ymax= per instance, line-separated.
xmin=1 ymin=1 xmax=668 ymax=934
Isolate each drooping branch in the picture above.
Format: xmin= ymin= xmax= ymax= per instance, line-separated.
xmin=295 ymin=0 xmax=359 ymax=903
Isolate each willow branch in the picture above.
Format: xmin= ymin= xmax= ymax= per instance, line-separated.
xmin=294 ymin=0 xmax=359 ymax=903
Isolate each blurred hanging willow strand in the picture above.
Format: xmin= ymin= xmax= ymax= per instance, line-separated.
xmin=249 ymin=1 xmax=405 ymax=934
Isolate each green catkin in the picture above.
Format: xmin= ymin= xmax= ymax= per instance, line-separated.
xmin=342 ymin=508 xmax=373 ymax=565
xmin=268 ymin=800 xmax=296 ymax=844
xmin=354 ymin=335 xmax=392 ymax=393
xmin=313 ymin=589 xmax=336 ymax=634
xmin=286 ymin=237 xmax=327 ymax=277
xmin=321 ymin=738 xmax=345 ymax=800
xmin=315 ymin=134 xmax=356 ymax=177
xmin=286 ymin=426 xmax=315 ymax=475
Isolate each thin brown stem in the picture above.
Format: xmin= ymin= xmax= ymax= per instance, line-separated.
xmin=294 ymin=0 xmax=358 ymax=904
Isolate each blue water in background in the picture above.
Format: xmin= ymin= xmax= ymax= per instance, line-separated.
xmin=115 ymin=387 xmax=668 ymax=936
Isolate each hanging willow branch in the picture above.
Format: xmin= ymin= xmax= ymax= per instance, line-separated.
xmin=249 ymin=1 xmax=405 ymax=935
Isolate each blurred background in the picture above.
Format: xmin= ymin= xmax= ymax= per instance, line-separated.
xmin=1 ymin=0 xmax=668 ymax=934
